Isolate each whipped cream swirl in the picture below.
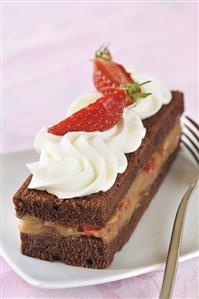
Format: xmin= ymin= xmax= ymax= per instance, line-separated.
xmin=128 ymin=69 xmax=172 ymax=119
xmin=27 ymin=69 xmax=171 ymax=199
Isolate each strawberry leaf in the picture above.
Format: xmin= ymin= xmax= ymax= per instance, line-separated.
xmin=133 ymin=92 xmax=152 ymax=99
xmin=120 ymin=81 xmax=152 ymax=101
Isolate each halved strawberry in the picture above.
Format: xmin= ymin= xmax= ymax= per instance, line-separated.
xmin=93 ymin=46 xmax=152 ymax=104
xmin=48 ymin=90 xmax=127 ymax=136
xmin=93 ymin=45 xmax=134 ymax=95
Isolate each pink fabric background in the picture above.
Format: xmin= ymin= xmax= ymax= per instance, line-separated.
xmin=1 ymin=2 xmax=198 ymax=298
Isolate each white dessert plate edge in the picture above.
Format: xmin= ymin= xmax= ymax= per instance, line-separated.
xmin=1 ymin=247 xmax=199 ymax=289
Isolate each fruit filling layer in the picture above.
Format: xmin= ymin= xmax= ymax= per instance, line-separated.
xmin=20 ymin=121 xmax=181 ymax=243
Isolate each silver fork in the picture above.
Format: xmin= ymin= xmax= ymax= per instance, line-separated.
xmin=159 ymin=115 xmax=199 ymax=299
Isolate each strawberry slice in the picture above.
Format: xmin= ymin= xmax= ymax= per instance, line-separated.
xmin=93 ymin=45 xmax=134 ymax=95
xmin=48 ymin=90 xmax=127 ymax=136
xmin=93 ymin=46 xmax=152 ymax=104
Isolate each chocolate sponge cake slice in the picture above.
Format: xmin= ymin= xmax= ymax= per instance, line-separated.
xmin=20 ymin=147 xmax=179 ymax=269
xmin=14 ymin=91 xmax=183 ymax=227
xmin=13 ymin=91 xmax=184 ymax=269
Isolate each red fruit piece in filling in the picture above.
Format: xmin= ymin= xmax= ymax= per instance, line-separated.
xmin=119 ymin=200 xmax=128 ymax=211
xmin=143 ymin=159 xmax=156 ymax=174
xmin=82 ymin=224 xmax=101 ymax=236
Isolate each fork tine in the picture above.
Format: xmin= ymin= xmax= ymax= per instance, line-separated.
xmin=185 ymin=116 xmax=199 ymax=131
xmin=182 ymin=115 xmax=199 ymax=164
xmin=182 ymin=132 xmax=199 ymax=153
xmin=184 ymin=124 xmax=199 ymax=143
xmin=181 ymin=139 xmax=199 ymax=164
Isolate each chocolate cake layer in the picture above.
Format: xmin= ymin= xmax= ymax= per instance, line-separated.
xmin=20 ymin=145 xmax=180 ymax=269
xmin=13 ymin=91 xmax=184 ymax=227
xmin=19 ymin=120 xmax=181 ymax=242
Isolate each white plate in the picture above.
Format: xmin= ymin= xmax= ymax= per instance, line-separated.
xmin=1 ymin=147 xmax=199 ymax=289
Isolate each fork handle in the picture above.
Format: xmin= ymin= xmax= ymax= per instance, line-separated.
xmin=159 ymin=176 xmax=198 ymax=299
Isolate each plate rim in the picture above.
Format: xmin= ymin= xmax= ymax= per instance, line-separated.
xmin=1 ymin=249 xmax=199 ymax=289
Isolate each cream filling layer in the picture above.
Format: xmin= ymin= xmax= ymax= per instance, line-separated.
xmin=20 ymin=121 xmax=181 ymax=243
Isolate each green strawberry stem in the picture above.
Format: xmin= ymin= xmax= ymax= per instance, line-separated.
xmin=139 ymin=80 xmax=151 ymax=86
xmin=120 ymin=81 xmax=152 ymax=100
xmin=95 ymin=44 xmax=112 ymax=61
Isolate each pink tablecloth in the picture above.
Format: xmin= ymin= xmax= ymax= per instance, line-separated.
xmin=2 ymin=2 xmax=198 ymax=298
